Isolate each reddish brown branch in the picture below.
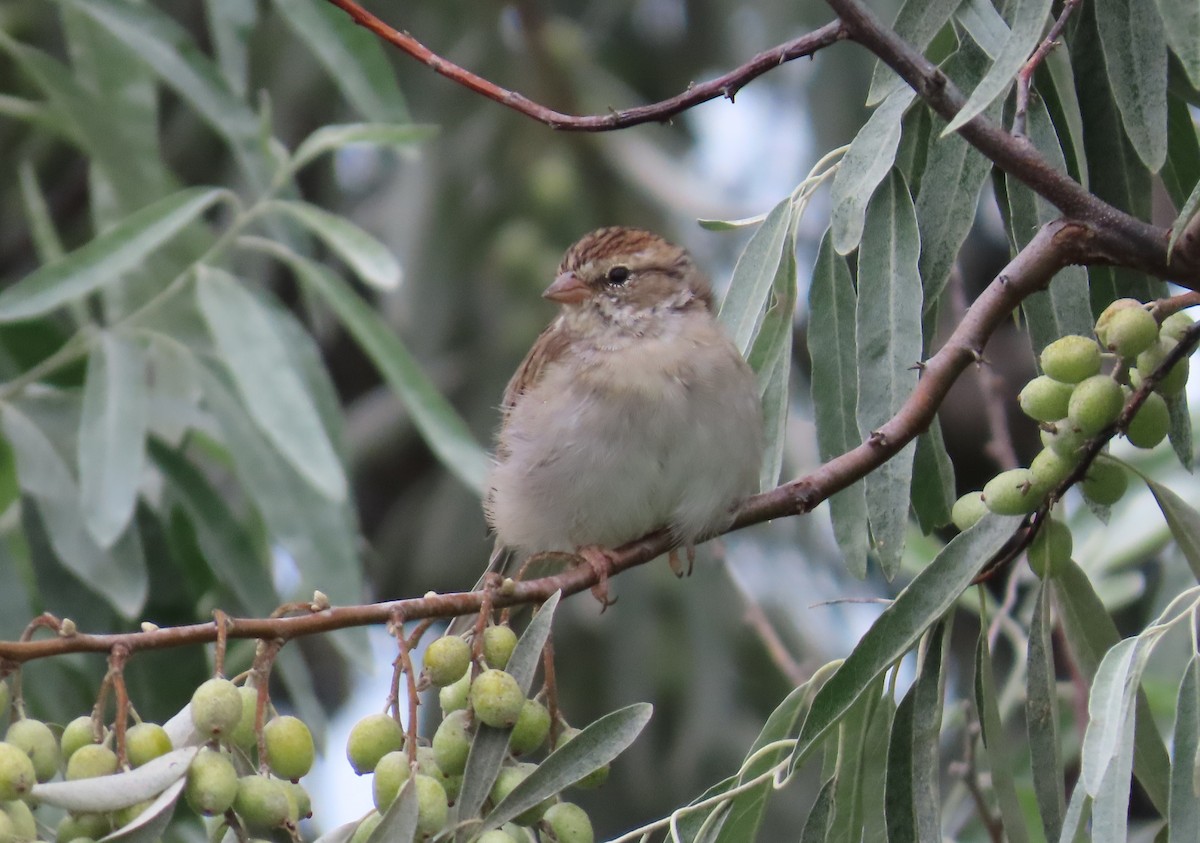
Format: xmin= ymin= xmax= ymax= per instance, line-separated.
xmin=1013 ymin=0 xmax=1082 ymax=137
xmin=321 ymin=0 xmax=847 ymax=129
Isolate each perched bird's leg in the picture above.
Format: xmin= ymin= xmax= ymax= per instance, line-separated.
xmin=667 ymin=545 xmax=698 ymax=577
xmin=576 ymin=545 xmax=618 ymax=610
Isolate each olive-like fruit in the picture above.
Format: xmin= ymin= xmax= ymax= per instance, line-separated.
xmin=1028 ymin=517 xmax=1073 ymax=578
xmin=490 ymin=763 xmax=552 ymax=825
xmin=1019 ymin=376 xmax=1074 ymax=423
xmin=264 ymin=715 xmax=314 ymax=781
xmin=1039 ymin=335 xmax=1102 ymax=383
xmin=1029 ymin=448 xmax=1076 ymax=489
xmin=982 ymin=469 xmax=1044 ymax=515
xmin=185 ymin=747 xmax=238 ymax=816
xmin=372 ymin=750 xmax=411 ymax=811
xmin=350 ymin=812 xmax=382 ymax=843
xmin=1125 ymin=391 xmax=1170 ymax=449
xmin=1067 ymin=375 xmax=1124 ymax=436
xmin=482 ymin=625 xmax=519 ymax=670
xmin=413 ymin=773 xmax=450 ymax=836
xmin=1096 ymin=302 xmax=1158 ymax=359
xmin=1160 ymin=310 xmax=1194 ymax=344
xmin=5 ymin=719 xmax=59 ymax=782
xmin=233 ymin=775 xmax=291 ymax=831
xmin=1134 ymin=339 xmax=1190 ymax=396
xmin=190 ymin=678 xmax=244 ymax=739
xmin=347 ymin=713 xmax=405 ymax=775
xmin=60 ymin=716 xmax=98 ymax=764
xmin=424 ymin=637 xmax=472 ymax=687
xmin=228 ymin=686 xmax=262 ymax=752
xmin=471 ymin=670 xmax=526 ymax=728
xmin=1082 ymin=457 xmax=1128 ymax=506
xmin=951 ymin=492 xmax=987 ymax=531
xmin=65 ymin=744 xmax=117 ymax=780
xmin=56 ymin=813 xmax=111 ymax=843
xmin=1040 ymin=422 xmax=1088 ymax=459
xmin=509 ymin=700 xmax=550 ymax=756
xmin=432 ymin=710 xmax=471 ymax=776
xmin=125 ymin=722 xmax=172 ymax=768
xmin=556 ymin=728 xmax=609 ymax=789
xmin=439 ymin=669 xmax=472 ymax=714
xmin=544 ymin=802 xmax=595 ymax=843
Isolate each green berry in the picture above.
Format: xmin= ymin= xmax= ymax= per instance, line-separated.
xmin=350 ymin=812 xmax=382 ymax=843
xmin=982 ymin=468 xmax=1044 ymax=515
xmin=490 ymin=763 xmax=552 ymax=825
xmin=544 ymin=802 xmax=595 ymax=843
xmin=228 ymin=686 xmax=261 ymax=752
xmin=951 ymin=492 xmax=987 ymax=531
xmin=556 ymin=728 xmax=609 ymax=789
xmin=471 ymin=669 xmax=525 ymax=728
xmin=1040 ymin=335 xmax=1102 ymax=383
xmin=60 ymin=716 xmax=98 ymax=764
xmin=0 ymin=809 xmax=13 ymax=843
xmin=2 ymin=799 xmax=35 ymax=841
xmin=233 ymin=776 xmax=290 ymax=831
xmin=1134 ymin=339 xmax=1190 ymax=396
xmin=432 ymin=710 xmax=471 ymax=776
xmin=125 ymin=722 xmax=172 ymax=768
xmin=65 ymin=743 xmax=117 ymax=780
xmin=190 ymin=678 xmax=244 ymax=739
xmin=1161 ymin=311 xmax=1195 ymax=344
xmin=1068 ymin=375 xmax=1124 ymax=436
xmin=347 ymin=713 xmax=405 ymax=775
xmin=413 ymin=773 xmax=449 ymax=836
xmin=482 ymin=625 xmax=519 ymax=669
xmin=113 ymin=799 xmax=154 ymax=829
xmin=282 ymin=781 xmax=312 ymax=821
xmin=439 ymin=669 xmax=472 ymax=714
xmin=1029 ymin=448 xmax=1077 ymax=489
xmin=263 ymin=715 xmax=314 ymax=781
xmin=372 ymin=750 xmax=411 ymax=811
xmin=1082 ymin=457 xmax=1128 ymax=506
xmin=1096 ymin=302 xmax=1158 ymax=359
xmin=1028 ymin=517 xmax=1072 ymax=578
xmin=1019 ymin=376 xmax=1075 ymax=423
xmin=509 ymin=700 xmax=550 ymax=756
xmin=185 ymin=747 xmax=238 ymax=816
xmin=1040 ymin=421 xmax=1088 ymax=459
xmin=1125 ymin=392 xmax=1170 ymax=449
xmin=5 ymin=718 xmax=59 ymax=782
xmin=424 ymin=637 xmax=472 ymax=687
xmin=56 ymin=813 xmax=110 ymax=843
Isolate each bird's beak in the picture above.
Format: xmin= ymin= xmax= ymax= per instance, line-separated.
xmin=543 ymin=271 xmax=589 ymax=304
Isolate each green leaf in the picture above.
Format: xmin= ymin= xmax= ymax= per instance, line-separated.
xmin=1041 ymin=44 xmax=1090 ymax=190
xmin=1169 ymin=177 xmax=1200 ymax=255
xmin=910 ymin=421 xmax=955 ymax=534
xmin=1164 ymin=94 xmax=1200 ymax=209
xmin=1141 ymin=474 xmax=1200 ymax=581
xmin=1059 ymin=784 xmax=1092 ymax=843
xmin=290 ymin=123 xmax=437 ymax=174
xmin=1096 ymin=0 xmax=1169 ymax=171
xmin=866 ymin=0 xmax=962 ymax=104
xmin=944 ymin=0 xmax=1053 ymax=135
xmin=243 ymin=238 xmax=488 ymax=494
xmin=790 ymin=513 xmax=1023 ymax=769
xmin=483 ymin=703 xmax=652 ymax=831
xmin=0 ymin=188 xmax=230 ymax=323
xmin=204 ymin=0 xmax=256 ymax=97
xmin=855 ymin=171 xmax=922 ymax=577
xmin=1169 ymin=656 xmax=1200 ymax=842
xmin=808 ymin=230 xmax=868 ymax=577
xmin=885 ymin=685 xmax=917 ymax=842
xmin=17 ymin=161 xmax=64 ymax=264
xmin=800 ymin=778 xmax=837 ymax=843
xmin=974 ymin=612 xmax=1032 ymax=843
xmin=272 ymin=0 xmax=409 ymax=122
xmin=369 ymin=777 xmax=418 ymax=843
xmin=195 ymin=266 xmax=347 ymax=501
xmin=831 ymin=88 xmax=915 ymax=255
xmin=1166 ymin=392 xmax=1194 ymax=472
xmin=1157 ymin=0 xmax=1200 ymax=88
xmin=149 ymin=438 xmax=278 ymax=617
xmin=2 ymin=404 xmax=147 ymax=617
xmin=31 ymin=746 xmax=195 ymax=811
xmin=456 ymin=593 xmax=561 ymax=829
xmin=954 ymin=0 xmax=1011 ymax=59
xmin=1080 ymin=637 xmax=1141 ymax=843
xmin=79 ymin=333 xmax=147 ymax=548
xmin=718 ymin=197 xmax=792 ymax=356
xmin=1028 ymin=582 xmax=1065 ymax=842
xmin=263 ymin=200 xmax=401 ymax=291
xmin=827 ymin=678 xmax=884 ymax=841
xmin=911 ymin=617 xmax=949 ymax=842
xmin=1050 ymin=557 xmax=1171 ymax=812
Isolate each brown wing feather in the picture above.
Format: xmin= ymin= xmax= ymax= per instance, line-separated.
xmin=500 ymin=319 xmax=572 ymax=416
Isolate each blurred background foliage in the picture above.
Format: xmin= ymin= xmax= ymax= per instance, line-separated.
xmin=1 ymin=0 xmax=1198 ymax=839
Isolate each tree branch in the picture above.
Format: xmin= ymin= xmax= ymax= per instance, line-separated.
xmin=321 ymin=0 xmax=847 ymax=130
xmin=0 ymin=219 xmax=1084 ymax=665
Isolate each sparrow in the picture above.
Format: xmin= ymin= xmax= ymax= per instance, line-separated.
xmin=481 ymin=226 xmax=763 ymax=596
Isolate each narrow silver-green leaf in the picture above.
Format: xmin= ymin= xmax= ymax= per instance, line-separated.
xmin=272 ymin=0 xmax=409 ymax=122
xmin=911 ymin=618 xmax=949 ymax=842
xmin=944 ymin=0 xmax=1053 ymax=135
xmin=856 ymin=171 xmax=922 ymax=577
xmin=79 ymin=333 xmax=147 ymax=548
xmin=866 ymin=0 xmax=963 ymax=104
xmin=1141 ymin=475 xmax=1200 ymax=581
xmin=831 ymin=88 xmax=915 ymax=255
xmin=99 ymin=777 xmax=185 ymax=843
xmin=718 ymin=197 xmax=792 ymax=355
xmin=483 ymin=703 xmax=652 ymax=831
xmin=1169 ymin=656 xmax=1200 ymax=842
xmin=1166 ymin=392 xmax=1194 ymax=472
xmin=2 ymin=404 xmax=147 ymax=618
xmin=196 ymin=267 xmax=347 ymax=501
xmin=974 ymin=620 xmax=1032 ymax=843
xmin=808 ymin=230 xmax=868 ymax=577
xmin=368 ymin=777 xmax=418 ymax=843
xmin=204 ymin=0 xmax=256 ymax=97
xmin=1157 ymin=0 xmax=1200 ymax=88
xmin=244 ymin=238 xmax=488 ymax=494
xmin=1028 ymin=582 xmax=1065 ymax=842
xmin=0 ymin=188 xmax=229 ymax=322
xmin=1092 ymin=724 xmax=1137 ymax=843
xmin=790 ymin=513 xmax=1022 ymax=768
xmin=1164 ymin=94 xmax=1200 ymax=209
xmin=507 ymin=591 xmax=560 ymax=694
xmin=884 ymin=686 xmax=917 ymax=842
xmin=910 ymin=422 xmax=955 ymax=534
xmin=31 ymin=746 xmax=195 ymax=811
xmin=1043 ymin=46 xmax=1090 ymax=190
xmin=801 ymin=778 xmax=837 ymax=843
xmin=1058 ymin=784 xmax=1092 ymax=843
xmin=290 ymin=123 xmax=437 ymax=174
xmin=827 ymin=679 xmax=883 ymax=841
xmin=1168 ymin=177 xmax=1200 ymax=255
xmin=17 ymin=161 xmax=64 ymax=264
xmin=954 ymin=0 xmax=1010 ymax=58
xmin=263 ymin=200 xmax=402 ymax=290
xmin=1096 ymin=0 xmax=1168 ymax=172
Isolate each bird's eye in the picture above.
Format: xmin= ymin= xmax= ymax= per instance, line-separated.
xmin=606 ymin=265 xmax=630 ymax=285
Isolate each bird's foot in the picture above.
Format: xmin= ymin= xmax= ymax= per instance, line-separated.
xmin=576 ymin=545 xmax=618 ymax=611
xmin=667 ymin=545 xmax=697 ymax=577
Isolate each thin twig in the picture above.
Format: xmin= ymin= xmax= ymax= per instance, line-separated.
xmin=109 ymin=646 xmax=131 ymax=768
xmin=390 ymin=609 xmax=420 ymax=767
xmin=1012 ymin=0 xmax=1083 ymax=137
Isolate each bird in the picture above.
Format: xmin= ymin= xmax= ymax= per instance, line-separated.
xmin=478 ymin=226 xmax=763 ymax=601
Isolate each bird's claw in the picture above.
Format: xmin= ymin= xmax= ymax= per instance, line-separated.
xmin=577 ymin=546 xmax=618 ymax=611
